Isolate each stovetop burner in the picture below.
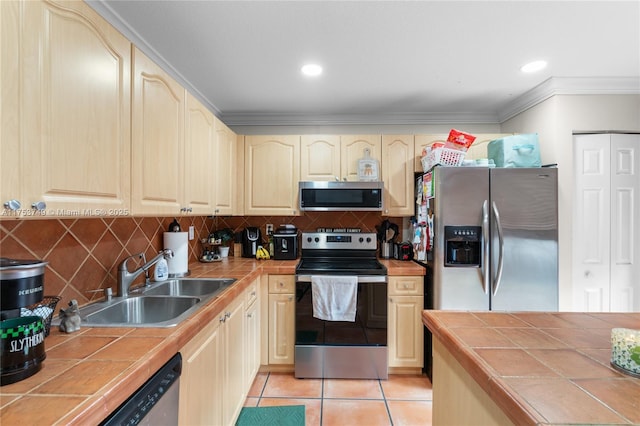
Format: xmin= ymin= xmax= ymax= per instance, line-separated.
xmin=297 ymin=230 xmax=386 ymax=276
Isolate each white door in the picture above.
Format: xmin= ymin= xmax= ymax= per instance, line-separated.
xmin=609 ymin=134 xmax=640 ymax=311
xmin=573 ymin=133 xmax=639 ymax=312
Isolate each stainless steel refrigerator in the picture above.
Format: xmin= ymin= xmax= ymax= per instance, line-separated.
xmin=414 ymin=166 xmax=558 ymax=311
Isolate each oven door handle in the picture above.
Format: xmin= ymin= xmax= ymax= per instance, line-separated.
xmin=296 ymin=275 xmax=387 ymax=283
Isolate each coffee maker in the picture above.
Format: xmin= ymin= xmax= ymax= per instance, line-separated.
xmin=241 ymin=227 xmax=262 ymax=258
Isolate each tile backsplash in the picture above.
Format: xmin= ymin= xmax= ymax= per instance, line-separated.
xmin=0 ymin=212 xmax=401 ymax=308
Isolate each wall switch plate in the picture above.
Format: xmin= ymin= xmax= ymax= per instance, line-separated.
xmin=188 ymin=226 xmax=195 ymax=240
xmin=266 ymin=224 xmax=273 ymax=235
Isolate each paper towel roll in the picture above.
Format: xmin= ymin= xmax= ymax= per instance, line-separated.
xmin=163 ymin=232 xmax=189 ymax=277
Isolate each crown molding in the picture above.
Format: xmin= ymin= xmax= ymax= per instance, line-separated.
xmin=219 ymin=111 xmax=500 ymax=127
xmin=497 ymin=76 xmax=640 ymax=123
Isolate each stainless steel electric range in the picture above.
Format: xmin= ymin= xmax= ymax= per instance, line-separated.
xmin=294 ymin=229 xmax=388 ymax=379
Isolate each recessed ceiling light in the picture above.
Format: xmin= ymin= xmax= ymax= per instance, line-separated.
xmin=301 ymin=63 xmax=323 ymax=77
xmin=520 ymin=60 xmax=547 ymax=73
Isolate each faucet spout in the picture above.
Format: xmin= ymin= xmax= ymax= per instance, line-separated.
xmin=116 ymin=249 xmax=174 ymax=297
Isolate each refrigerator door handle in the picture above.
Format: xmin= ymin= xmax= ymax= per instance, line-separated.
xmin=481 ymin=200 xmax=490 ymax=294
xmin=492 ymin=201 xmax=505 ymax=296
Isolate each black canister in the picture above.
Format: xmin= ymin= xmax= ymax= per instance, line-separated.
xmin=0 ymin=258 xmax=47 ymax=313
xmin=1 ymin=315 xmax=46 ymax=386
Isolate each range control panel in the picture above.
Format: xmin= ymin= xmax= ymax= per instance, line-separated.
xmin=301 ymin=232 xmax=377 ymax=250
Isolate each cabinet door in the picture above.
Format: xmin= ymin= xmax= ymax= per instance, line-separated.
xmin=245 ymin=135 xmax=300 ymax=215
xmin=300 ymin=135 xmax=341 ymax=181
xmin=223 ymin=296 xmax=246 ymax=426
xmin=388 ymin=295 xmax=424 ymax=368
xmin=246 ymin=297 xmax=260 ymax=388
xmin=341 ymin=135 xmax=382 ymax=181
xmin=1 ymin=1 xmax=21 ymax=213
xmin=268 ymin=293 xmax=295 ymax=364
xmin=414 ymin=134 xmax=447 ymax=172
xmin=184 ymin=92 xmax=215 ymax=215
xmin=131 ymin=46 xmax=185 ymax=215
xmin=382 ymin=135 xmax=414 ymax=216
xmin=214 ymin=117 xmax=237 ymax=215
xmin=15 ymin=0 xmax=131 ymax=216
xmin=179 ymin=317 xmax=223 ymax=426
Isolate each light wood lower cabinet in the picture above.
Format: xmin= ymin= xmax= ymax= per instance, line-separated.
xmin=179 ymin=285 xmax=256 ymax=426
xmin=245 ymin=277 xmax=261 ymax=388
xmin=388 ymin=276 xmax=424 ymax=369
xmin=268 ymin=275 xmax=295 ymax=365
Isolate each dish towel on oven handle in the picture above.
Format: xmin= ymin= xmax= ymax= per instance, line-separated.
xmin=311 ymin=275 xmax=358 ymax=322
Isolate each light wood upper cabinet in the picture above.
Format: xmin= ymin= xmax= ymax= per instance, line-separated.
xmin=414 ymin=134 xmax=447 ymax=172
xmin=300 ymin=135 xmax=341 ymax=181
xmin=382 ymin=135 xmax=415 ymax=216
xmin=245 ymin=135 xmax=300 ymax=215
xmin=184 ymin=92 xmax=215 ymax=215
xmin=214 ymin=117 xmax=237 ymax=216
xmin=131 ymin=47 xmax=185 ymax=215
xmin=2 ymin=0 xmax=131 ymax=217
xmin=341 ymin=135 xmax=382 ymax=181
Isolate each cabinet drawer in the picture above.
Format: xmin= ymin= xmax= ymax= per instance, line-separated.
xmin=245 ymin=278 xmax=259 ymax=309
xmin=268 ymin=275 xmax=295 ymax=294
xmin=388 ymin=276 xmax=423 ymax=296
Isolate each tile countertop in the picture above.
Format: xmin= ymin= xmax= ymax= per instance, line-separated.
xmin=0 ymin=257 xmax=424 ymax=425
xmin=422 ymin=311 xmax=640 ymax=425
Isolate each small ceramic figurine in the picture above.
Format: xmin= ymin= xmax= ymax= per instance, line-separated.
xmin=58 ymin=299 xmax=81 ymax=333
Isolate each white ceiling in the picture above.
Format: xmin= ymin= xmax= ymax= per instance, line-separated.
xmin=88 ymin=0 xmax=640 ymax=126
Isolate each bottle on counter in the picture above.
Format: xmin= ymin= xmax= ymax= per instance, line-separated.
xmin=154 ymin=258 xmax=168 ymax=281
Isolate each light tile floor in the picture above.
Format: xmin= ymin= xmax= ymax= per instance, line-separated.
xmin=244 ymin=372 xmax=433 ymax=426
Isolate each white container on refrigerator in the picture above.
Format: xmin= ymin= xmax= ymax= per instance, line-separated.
xmin=427 ymin=167 xmax=558 ymax=312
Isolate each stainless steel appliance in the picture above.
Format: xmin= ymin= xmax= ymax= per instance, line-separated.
xmin=299 ymin=181 xmax=384 ymax=211
xmin=295 ymin=229 xmax=388 ymax=379
xmin=415 ymin=166 xmax=558 ymax=311
xmin=273 ymin=225 xmax=298 ymax=260
xmin=241 ymin=227 xmax=261 ymax=258
xmin=101 ymin=353 xmax=181 ymax=425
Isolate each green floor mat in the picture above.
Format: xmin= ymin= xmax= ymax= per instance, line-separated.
xmin=236 ymin=405 xmax=305 ymax=426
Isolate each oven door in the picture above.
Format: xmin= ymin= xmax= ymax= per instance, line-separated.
xmin=294 ymin=276 xmax=388 ymax=379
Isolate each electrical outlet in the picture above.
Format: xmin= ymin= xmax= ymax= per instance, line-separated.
xmin=266 ymin=224 xmax=274 ymax=235
xmin=188 ymin=226 xmax=195 ymax=240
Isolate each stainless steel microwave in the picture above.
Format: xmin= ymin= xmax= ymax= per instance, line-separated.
xmin=299 ymin=181 xmax=384 ymax=211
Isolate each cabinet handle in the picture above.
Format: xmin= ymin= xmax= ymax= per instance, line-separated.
xmin=225 ymin=312 xmax=231 ymax=318
xmin=251 ymin=291 xmax=256 ymax=296
xmin=219 ymin=316 xmax=226 ymax=323
xmin=288 ymin=296 xmax=293 ymax=302
xmin=4 ymin=199 xmax=21 ymax=210
xmin=188 ymin=207 xmax=193 ymax=212
xmin=31 ymin=201 xmax=46 ymax=211
xmin=247 ymin=313 xmax=252 ymax=318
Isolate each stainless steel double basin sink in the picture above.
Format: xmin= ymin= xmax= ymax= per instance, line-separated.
xmin=65 ymin=278 xmax=236 ymax=328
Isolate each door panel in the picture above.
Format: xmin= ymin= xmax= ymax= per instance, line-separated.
xmin=490 ymin=168 xmax=558 ymax=311
xmin=433 ymin=167 xmax=489 ymax=310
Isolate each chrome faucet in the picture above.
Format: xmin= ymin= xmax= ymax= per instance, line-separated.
xmin=116 ymin=249 xmax=174 ymax=297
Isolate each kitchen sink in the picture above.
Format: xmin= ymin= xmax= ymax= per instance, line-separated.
xmin=54 ymin=278 xmax=237 ymax=328
xmin=142 ymin=278 xmax=236 ymax=297
xmin=83 ymin=296 xmax=201 ymax=327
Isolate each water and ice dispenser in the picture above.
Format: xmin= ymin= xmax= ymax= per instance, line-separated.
xmin=444 ymin=226 xmax=481 ymax=267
